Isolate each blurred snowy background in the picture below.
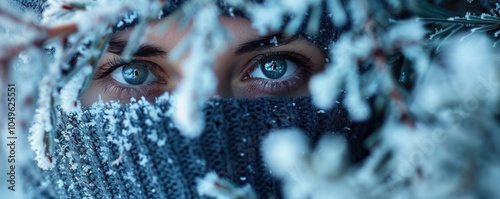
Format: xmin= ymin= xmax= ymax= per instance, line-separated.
xmin=1 ymin=0 xmax=500 ymax=198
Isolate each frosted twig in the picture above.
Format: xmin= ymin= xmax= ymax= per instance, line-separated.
xmin=0 ymin=6 xmax=44 ymax=31
xmin=197 ymin=172 xmax=257 ymax=199
xmin=365 ymin=17 xmax=416 ymax=127
xmin=372 ymin=49 xmax=415 ymax=127
xmin=111 ymin=153 xmax=124 ymax=166
xmin=0 ymin=23 xmax=78 ymax=64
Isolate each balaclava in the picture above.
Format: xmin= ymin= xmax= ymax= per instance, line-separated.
xmin=23 ymin=97 xmax=377 ymax=198
xmin=20 ymin=0 xmax=378 ymax=198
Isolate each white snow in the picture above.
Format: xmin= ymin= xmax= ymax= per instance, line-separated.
xmin=412 ymin=34 xmax=500 ymax=113
xmin=138 ymin=153 xmax=148 ymax=167
xmin=197 ymin=172 xmax=257 ymax=199
xmin=123 ymin=171 xmax=136 ymax=183
xmin=311 ymin=135 xmax=346 ymax=177
xmin=327 ymin=0 xmax=347 ymax=26
xmin=261 ymin=128 xmax=309 ymax=178
xmin=157 ymin=137 xmax=166 ymax=147
xmin=170 ymin=1 xmax=231 ymax=138
xmin=269 ymin=36 xmax=278 ymax=46
xmin=29 ymin=78 xmax=56 ymax=170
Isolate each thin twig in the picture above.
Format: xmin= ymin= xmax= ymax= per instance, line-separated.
xmin=365 ymin=17 xmax=416 ymax=128
xmin=0 ymin=7 xmax=45 ymax=31
xmin=0 ymin=23 xmax=78 ymax=64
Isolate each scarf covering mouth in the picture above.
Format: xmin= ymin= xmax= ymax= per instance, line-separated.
xmin=22 ymin=97 xmax=372 ymax=198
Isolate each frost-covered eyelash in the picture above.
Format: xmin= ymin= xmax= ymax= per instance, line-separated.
xmin=240 ymin=51 xmax=314 ymax=95
xmin=101 ymin=82 xmax=155 ymax=97
xmin=96 ymin=71 xmax=159 ymax=97
xmin=260 ymin=51 xmax=311 ymax=66
xmin=102 ymin=83 xmax=137 ymax=95
xmin=262 ymin=51 xmax=311 ymax=68
xmin=258 ymin=51 xmax=312 ymax=68
xmin=94 ymin=57 xmax=125 ymax=80
xmin=93 ymin=58 xmax=159 ymax=80
xmin=255 ymin=69 xmax=312 ymax=94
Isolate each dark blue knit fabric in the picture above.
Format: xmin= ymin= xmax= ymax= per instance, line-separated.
xmin=22 ymin=97 xmax=371 ymax=198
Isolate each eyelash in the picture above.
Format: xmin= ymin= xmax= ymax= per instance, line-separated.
xmin=241 ymin=51 xmax=314 ymax=94
xmin=94 ymin=51 xmax=314 ymax=97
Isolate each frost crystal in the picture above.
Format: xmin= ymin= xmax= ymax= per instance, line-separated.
xmin=269 ymin=36 xmax=278 ymax=46
xmin=138 ymin=153 xmax=148 ymax=167
xmin=261 ymin=128 xmax=309 ymax=178
xmin=197 ymin=172 xmax=257 ymax=199
xmin=59 ymin=66 xmax=90 ymax=114
xmin=171 ymin=0 xmax=231 ymax=138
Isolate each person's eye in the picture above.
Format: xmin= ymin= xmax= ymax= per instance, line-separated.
xmin=110 ymin=64 xmax=157 ymax=85
xmin=93 ymin=58 xmax=168 ymax=100
xmin=248 ymin=58 xmax=299 ymax=80
xmin=241 ymin=51 xmax=313 ymax=96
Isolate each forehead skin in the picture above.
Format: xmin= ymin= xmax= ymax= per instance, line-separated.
xmin=110 ymin=16 xmax=263 ymax=80
xmin=142 ymin=16 xmax=262 ymax=73
xmin=144 ymin=16 xmax=260 ymax=51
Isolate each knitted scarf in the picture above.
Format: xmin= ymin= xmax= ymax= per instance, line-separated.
xmin=21 ymin=97 xmax=373 ymax=198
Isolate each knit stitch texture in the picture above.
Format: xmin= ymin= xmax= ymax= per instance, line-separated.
xmin=22 ymin=97 xmax=372 ymax=198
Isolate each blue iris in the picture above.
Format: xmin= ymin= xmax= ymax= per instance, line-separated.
xmin=122 ymin=65 xmax=149 ymax=85
xmin=261 ymin=59 xmax=287 ymax=79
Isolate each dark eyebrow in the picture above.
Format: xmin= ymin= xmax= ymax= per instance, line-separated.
xmin=107 ymin=38 xmax=167 ymax=58
xmin=235 ymin=34 xmax=300 ymax=55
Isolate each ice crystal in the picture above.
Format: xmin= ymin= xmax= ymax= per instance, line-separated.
xmin=197 ymin=172 xmax=257 ymax=199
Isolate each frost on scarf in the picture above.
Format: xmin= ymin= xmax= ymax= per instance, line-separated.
xmin=19 ymin=0 xmax=167 ymax=170
xmin=197 ymin=172 xmax=257 ymax=199
xmin=25 ymin=96 xmax=353 ymax=198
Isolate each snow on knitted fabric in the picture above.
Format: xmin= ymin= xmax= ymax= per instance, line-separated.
xmin=21 ymin=97 xmax=372 ymax=198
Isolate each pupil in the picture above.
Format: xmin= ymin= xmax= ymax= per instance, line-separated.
xmin=261 ymin=59 xmax=287 ymax=79
xmin=122 ymin=65 xmax=149 ymax=85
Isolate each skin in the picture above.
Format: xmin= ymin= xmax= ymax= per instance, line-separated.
xmin=80 ymin=16 xmax=326 ymax=106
